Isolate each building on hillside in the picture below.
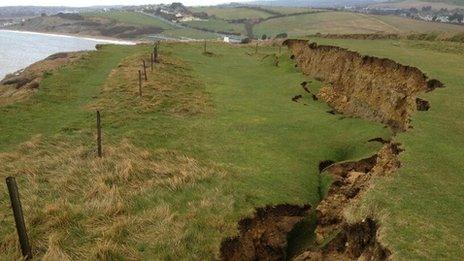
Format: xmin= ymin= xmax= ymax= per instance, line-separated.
xmin=179 ymin=16 xmax=202 ymax=22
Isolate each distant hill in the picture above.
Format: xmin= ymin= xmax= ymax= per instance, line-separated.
xmin=417 ymin=0 xmax=464 ymax=5
xmin=244 ymin=0 xmax=387 ymax=8
xmin=0 ymin=6 xmax=121 ymax=18
xmin=5 ymin=12 xmax=164 ymax=39
xmin=368 ymin=0 xmax=464 ymax=9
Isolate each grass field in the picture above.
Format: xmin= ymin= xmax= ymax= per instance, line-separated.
xmin=0 ymin=42 xmax=389 ymax=259
xmin=310 ymin=37 xmax=464 ymax=259
xmin=84 ymin=11 xmax=221 ymax=40
xmin=161 ymin=28 xmax=219 ymax=40
xmin=84 ymin=11 xmax=175 ymax=30
xmin=253 ymin=11 xmax=464 ymax=37
xmin=190 ymin=7 xmax=274 ymax=20
xmin=416 ymin=0 xmax=464 ymax=6
xmin=369 ymin=0 xmax=464 ymax=9
xmin=264 ymin=6 xmax=313 ymax=14
xmin=183 ymin=18 xmax=246 ymax=35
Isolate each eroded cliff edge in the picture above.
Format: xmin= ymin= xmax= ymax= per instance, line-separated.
xmin=220 ymin=40 xmax=443 ymax=260
xmin=284 ymin=39 xmax=443 ymax=132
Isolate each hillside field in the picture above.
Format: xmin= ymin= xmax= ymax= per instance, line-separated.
xmin=253 ymin=11 xmax=464 ymax=37
xmin=83 ymin=11 xmax=175 ymax=30
xmin=190 ymin=6 xmax=275 ymax=19
xmin=84 ymin=11 xmax=220 ymax=39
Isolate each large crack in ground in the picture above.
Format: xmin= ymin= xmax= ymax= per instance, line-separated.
xmin=220 ymin=204 xmax=311 ymax=260
xmin=284 ymin=39 xmax=444 ymax=132
xmin=301 ymin=142 xmax=402 ymax=260
xmin=220 ymin=40 xmax=442 ymax=260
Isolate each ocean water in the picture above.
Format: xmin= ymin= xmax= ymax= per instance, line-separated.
xmin=0 ymin=30 xmax=134 ymax=79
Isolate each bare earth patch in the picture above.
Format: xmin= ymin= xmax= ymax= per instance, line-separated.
xmin=284 ymin=39 xmax=443 ymax=132
xmin=220 ymin=204 xmax=310 ymax=260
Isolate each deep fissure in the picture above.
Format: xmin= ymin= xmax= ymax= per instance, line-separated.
xmin=220 ymin=40 xmax=443 ymax=260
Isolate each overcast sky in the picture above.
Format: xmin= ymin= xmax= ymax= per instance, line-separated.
xmin=0 ymin=0 xmax=254 ymax=7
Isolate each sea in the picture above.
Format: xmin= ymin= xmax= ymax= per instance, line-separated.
xmin=0 ymin=30 xmax=134 ymax=79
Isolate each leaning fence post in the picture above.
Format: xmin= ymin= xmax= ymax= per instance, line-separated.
xmin=142 ymin=60 xmax=147 ymax=81
xmin=150 ymin=53 xmax=154 ymax=71
xmin=204 ymin=40 xmax=207 ymax=53
xmin=6 ymin=177 xmax=32 ymax=260
xmin=154 ymin=45 xmax=158 ymax=63
xmin=96 ymin=110 xmax=102 ymax=158
xmin=138 ymin=70 xmax=142 ymax=97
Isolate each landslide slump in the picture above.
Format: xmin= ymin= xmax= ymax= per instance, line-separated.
xmin=284 ymin=39 xmax=443 ymax=132
xmin=220 ymin=40 xmax=441 ymax=260
xmin=220 ymin=204 xmax=310 ymax=260
xmin=299 ymin=143 xmax=402 ymax=260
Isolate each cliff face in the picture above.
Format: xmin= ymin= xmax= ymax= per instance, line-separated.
xmin=284 ymin=39 xmax=443 ymax=131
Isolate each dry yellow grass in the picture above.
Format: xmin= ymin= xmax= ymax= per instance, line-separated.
xmin=90 ymin=45 xmax=211 ymax=117
xmin=0 ymin=135 xmax=226 ymax=259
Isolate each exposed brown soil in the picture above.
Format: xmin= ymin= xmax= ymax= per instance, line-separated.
xmin=220 ymin=204 xmax=311 ymax=261
xmin=319 ymin=160 xmax=335 ymax=173
xmin=295 ymin=143 xmax=401 ymax=260
xmin=283 ymin=39 xmax=444 ymax=131
xmin=220 ymin=144 xmax=399 ymax=261
xmin=0 ymin=51 xmax=86 ymax=105
xmin=416 ymin=98 xmax=430 ymax=111
xmin=327 ymin=110 xmax=337 ymax=115
xmin=368 ymin=137 xmax=390 ymax=144
xmin=292 ymin=95 xmax=303 ymax=102
xmin=295 ymin=219 xmax=391 ymax=261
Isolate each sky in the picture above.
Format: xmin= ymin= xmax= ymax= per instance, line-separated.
xmin=0 ymin=0 xmax=253 ymax=7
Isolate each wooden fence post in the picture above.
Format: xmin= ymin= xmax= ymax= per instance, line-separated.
xmin=204 ymin=40 xmax=207 ymax=53
xmin=138 ymin=70 xmax=142 ymax=97
xmin=96 ymin=110 xmax=102 ymax=157
xmin=6 ymin=177 xmax=32 ymax=260
xmin=142 ymin=60 xmax=147 ymax=81
xmin=154 ymin=45 xmax=158 ymax=63
xmin=150 ymin=53 xmax=154 ymax=71
xmin=255 ymin=42 xmax=258 ymax=54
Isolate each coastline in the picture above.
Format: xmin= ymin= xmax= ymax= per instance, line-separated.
xmin=0 ymin=29 xmax=138 ymax=80
xmin=0 ymin=29 xmax=138 ymax=45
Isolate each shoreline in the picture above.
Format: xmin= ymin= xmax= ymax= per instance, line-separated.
xmin=0 ymin=29 xmax=137 ymax=45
